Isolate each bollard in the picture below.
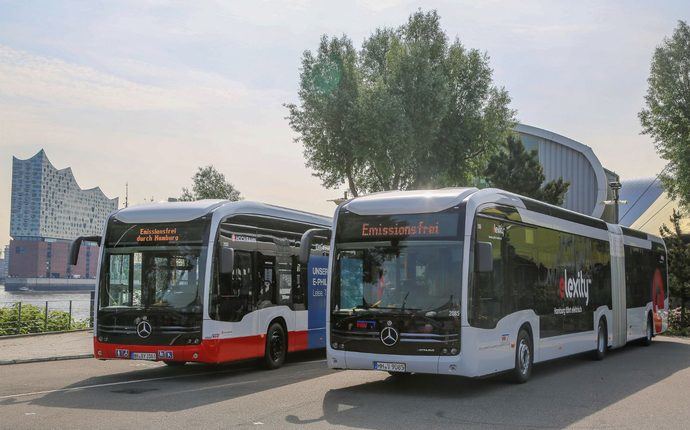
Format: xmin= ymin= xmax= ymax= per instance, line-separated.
xmin=90 ymin=290 xmax=95 ymax=328
xmin=68 ymin=300 xmax=73 ymax=330
xmin=44 ymin=301 xmax=49 ymax=331
xmin=16 ymin=302 xmax=22 ymax=335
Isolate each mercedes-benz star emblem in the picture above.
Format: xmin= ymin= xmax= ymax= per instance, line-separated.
xmin=380 ymin=326 xmax=399 ymax=347
xmin=136 ymin=320 xmax=152 ymax=339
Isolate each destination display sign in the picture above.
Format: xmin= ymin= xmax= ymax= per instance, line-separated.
xmin=106 ymin=219 xmax=209 ymax=247
xmin=337 ymin=212 xmax=461 ymax=242
xmin=136 ymin=227 xmax=180 ymax=244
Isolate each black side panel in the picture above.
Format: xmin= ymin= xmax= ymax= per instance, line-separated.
xmin=621 ymin=226 xmax=649 ymax=240
xmin=521 ymin=198 xmax=609 ymax=230
xmin=469 ymin=216 xmax=612 ymax=338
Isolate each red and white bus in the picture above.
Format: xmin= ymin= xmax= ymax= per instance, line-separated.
xmin=71 ymin=200 xmax=330 ymax=368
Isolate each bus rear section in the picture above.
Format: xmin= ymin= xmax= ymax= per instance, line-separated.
xmin=74 ymin=200 xmax=330 ymax=368
xmin=319 ymin=188 xmax=668 ymax=382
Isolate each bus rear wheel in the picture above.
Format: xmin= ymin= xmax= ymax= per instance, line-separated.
xmin=263 ymin=322 xmax=287 ymax=369
xmin=512 ymin=328 xmax=533 ymax=384
xmin=642 ymin=314 xmax=653 ymax=346
xmin=593 ymin=320 xmax=607 ymax=360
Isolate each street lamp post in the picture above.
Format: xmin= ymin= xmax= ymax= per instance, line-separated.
xmin=603 ymin=181 xmax=627 ymax=225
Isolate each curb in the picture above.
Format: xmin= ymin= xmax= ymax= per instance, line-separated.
xmin=0 ymin=329 xmax=92 ymax=340
xmin=0 ymin=353 xmax=94 ymax=366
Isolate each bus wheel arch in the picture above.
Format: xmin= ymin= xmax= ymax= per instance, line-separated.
xmin=642 ymin=312 xmax=653 ymax=346
xmin=263 ymin=317 xmax=288 ymax=369
xmin=512 ymin=323 xmax=534 ymax=384
xmin=593 ymin=317 xmax=607 ymax=360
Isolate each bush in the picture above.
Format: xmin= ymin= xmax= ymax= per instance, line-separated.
xmin=0 ymin=303 xmax=89 ymax=336
xmin=667 ymin=307 xmax=690 ymax=337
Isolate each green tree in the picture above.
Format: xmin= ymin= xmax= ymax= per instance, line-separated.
xmin=660 ymin=209 xmax=690 ymax=334
xmin=180 ymin=166 xmax=242 ymax=201
xmin=286 ymin=10 xmax=515 ymax=197
xmin=484 ymin=135 xmax=570 ymax=205
xmin=639 ymin=20 xmax=690 ymax=209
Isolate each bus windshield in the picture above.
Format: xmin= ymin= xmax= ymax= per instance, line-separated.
xmin=100 ymin=246 xmax=206 ymax=312
xmin=99 ymin=218 xmax=210 ymax=313
xmin=334 ymin=241 xmax=462 ymax=313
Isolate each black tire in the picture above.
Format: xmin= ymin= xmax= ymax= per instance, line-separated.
xmin=642 ymin=314 xmax=653 ymax=346
xmin=263 ymin=322 xmax=287 ymax=369
xmin=163 ymin=361 xmax=186 ymax=366
xmin=512 ymin=328 xmax=533 ymax=384
xmin=593 ymin=320 xmax=607 ymax=361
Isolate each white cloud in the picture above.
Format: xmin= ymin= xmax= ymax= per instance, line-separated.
xmin=0 ymin=44 xmax=285 ymax=111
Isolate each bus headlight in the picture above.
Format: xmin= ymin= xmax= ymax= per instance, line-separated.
xmin=450 ymin=348 xmax=458 ymax=355
xmin=331 ymin=342 xmax=339 ymax=349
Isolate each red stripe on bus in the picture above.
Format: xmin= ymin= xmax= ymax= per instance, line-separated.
xmin=94 ymin=329 xmax=312 ymax=364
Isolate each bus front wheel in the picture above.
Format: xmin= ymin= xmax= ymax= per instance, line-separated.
xmin=512 ymin=328 xmax=533 ymax=384
xmin=263 ymin=322 xmax=287 ymax=369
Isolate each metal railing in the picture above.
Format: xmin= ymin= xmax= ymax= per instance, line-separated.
xmin=0 ymin=292 xmax=94 ymax=336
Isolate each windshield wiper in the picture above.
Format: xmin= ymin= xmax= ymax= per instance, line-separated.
xmin=401 ymin=291 xmax=410 ymax=312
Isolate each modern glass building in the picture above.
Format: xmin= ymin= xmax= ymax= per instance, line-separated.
xmin=7 ymin=150 xmax=118 ymax=286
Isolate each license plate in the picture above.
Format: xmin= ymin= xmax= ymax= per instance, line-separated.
xmin=131 ymin=352 xmax=157 ymax=361
xmin=374 ymin=361 xmax=406 ymax=372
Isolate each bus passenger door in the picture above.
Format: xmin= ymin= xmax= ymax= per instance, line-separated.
xmin=212 ymin=244 xmax=261 ymax=362
xmin=255 ymin=242 xmax=280 ymax=354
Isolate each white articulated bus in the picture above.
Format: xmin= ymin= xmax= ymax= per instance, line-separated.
xmin=301 ymin=188 xmax=668 ymax=382
xmin=71 ymin=200 xmax=330 ymax=368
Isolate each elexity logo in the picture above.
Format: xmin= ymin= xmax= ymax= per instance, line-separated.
xmin=558 ymin=270 xmax=591 ymax=305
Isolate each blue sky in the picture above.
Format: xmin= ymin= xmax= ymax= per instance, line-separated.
xmin=0 ymin=0 xmax=688 ymax=247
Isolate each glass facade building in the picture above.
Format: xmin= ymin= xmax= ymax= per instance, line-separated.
xmin=8 ymin=150 xmax=118 ymax=280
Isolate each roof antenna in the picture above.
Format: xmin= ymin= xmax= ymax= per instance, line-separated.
xmin=125 ymin=182 xmax=129 ymax=208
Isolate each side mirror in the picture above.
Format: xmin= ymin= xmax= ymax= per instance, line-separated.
xmin=299 ymin=228 xmax=331 ymax=265
xmin=220 ymin=247 xmax=235 ymax=274
xmin=69 ymin=236 xmax=102 ymax=266
xmin=475 ymin=241 xmax=493 ymax=273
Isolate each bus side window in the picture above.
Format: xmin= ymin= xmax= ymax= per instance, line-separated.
xmin=257 ymin=254 xmax=276 ymax=309
xmin=470 ymin=217 xmax=505 ymax=329
xmin=214 ymin=250 xmax=253 ymax=322
xmin=291 ymin=256 xmax=306 ymax=310
xmin=278 ymin=259 xmax=292 ymax=307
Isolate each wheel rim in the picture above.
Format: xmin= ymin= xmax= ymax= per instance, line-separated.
xmin=598 ymin=326 xmax=605 ymax=352
xmin=518 ymin=339 xmax=530 ymax=375
xmin=270 ymin=330 xmax=284 ymax=362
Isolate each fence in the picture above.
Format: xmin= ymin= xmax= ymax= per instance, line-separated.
xmin=0 ymin=292 xmax=94 ymax=336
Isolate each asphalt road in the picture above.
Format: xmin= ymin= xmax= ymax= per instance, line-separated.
xmin=1 ymin=337 xmax=689 ymax=430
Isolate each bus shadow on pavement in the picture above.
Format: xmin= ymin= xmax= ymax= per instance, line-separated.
xmin=286 ymin=338 xmax=690 ymax=429
xmin=17 ymin=350 xmax=329 ymax=413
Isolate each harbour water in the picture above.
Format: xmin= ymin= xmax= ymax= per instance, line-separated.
xmin=0 ymin=284 xmax=93 ymax=321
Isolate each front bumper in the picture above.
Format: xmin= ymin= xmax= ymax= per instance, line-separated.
xmin=94 ymin=338 xmax=211 ymax=363
xmin=327 ymin=347 xmax=464 ymax=376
